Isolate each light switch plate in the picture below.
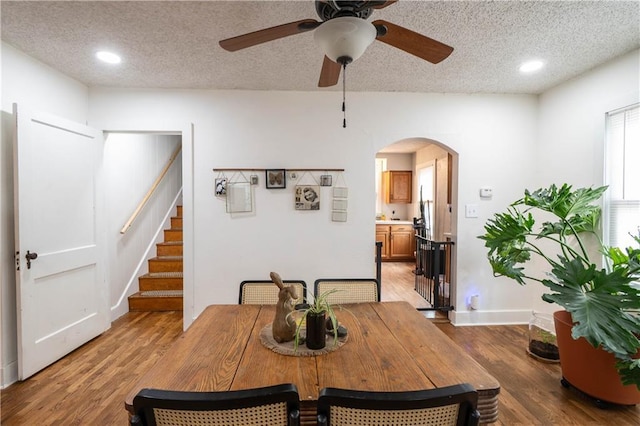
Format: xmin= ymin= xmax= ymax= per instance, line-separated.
xmin=465 ymin=204 xmax=479 ymax=218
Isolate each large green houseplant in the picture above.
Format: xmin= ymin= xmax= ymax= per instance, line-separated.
xmin=479 ymin=184 xmax=640 ymax=389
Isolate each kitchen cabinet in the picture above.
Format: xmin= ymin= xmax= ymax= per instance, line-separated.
xmin=376 ymin=224 xmax=415 ymax=262
xmin=376 ymin=225 xmax=390 ymax=260
xmin=389 ymin=224 xmax=415 ymax=260
xmin=382 ymin=171 xmax=412 ymax=204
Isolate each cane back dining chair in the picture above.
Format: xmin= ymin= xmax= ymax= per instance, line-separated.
xmin=130 ymin=383 xmax=300 ymax=426
xmin=313 ymin=278 xmax=380 ymax=304
xmin=317 ymin=383 xmax=480 ymax=426
xmin=239 ymin=280 xmax=307 ymax=305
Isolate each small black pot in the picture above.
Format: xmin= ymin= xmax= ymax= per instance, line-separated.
xmin=306 ymin=311 xmax=326 ymax=350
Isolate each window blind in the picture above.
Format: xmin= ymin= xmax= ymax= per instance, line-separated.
xmin=605 ymin=104 xmax=639 ymax=248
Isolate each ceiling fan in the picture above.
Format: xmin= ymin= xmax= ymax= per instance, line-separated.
xmin=219 ymin=0 xmax=454 ymax=88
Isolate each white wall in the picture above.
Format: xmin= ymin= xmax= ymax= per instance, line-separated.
xmin=538 ymin=49 xmax=639 ymax=188
xmin=88 ymin=89 xmax=540 ymax=326
xmin=104 ymin=133 xmax=182 ymax=318
xmin=0 ymin=43 xmax=90 ymax=121
xmin=0 ymin=42 xmax=90 ymax=387
xmin=530 ymin=49 xmax=640 ymax=315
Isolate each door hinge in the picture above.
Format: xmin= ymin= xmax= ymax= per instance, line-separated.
xmin=15 ymin=251 xmax=20 ymax=271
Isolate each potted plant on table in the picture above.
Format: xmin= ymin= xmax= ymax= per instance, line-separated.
xmin=479 ymin=184 xmax=640 ymax=405
xmin=294 ymin=289 xmax=340 ymax=351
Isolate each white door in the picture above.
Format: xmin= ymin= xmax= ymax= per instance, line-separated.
xmin=13 ymin=104 xmax=109 ymax=380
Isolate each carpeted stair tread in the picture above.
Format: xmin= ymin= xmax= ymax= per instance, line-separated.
xmin=139 ymin=290 xmax=183 ymax=297
xmin=141 ymin=272 xmax=183 ymax=278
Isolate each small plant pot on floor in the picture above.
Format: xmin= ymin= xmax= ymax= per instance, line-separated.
xmin=527 ymin=311 xmax=559 ymax=363
xmin=554 ymin=310 xmax=640 ymax=406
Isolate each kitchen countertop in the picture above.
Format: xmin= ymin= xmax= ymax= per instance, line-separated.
xmin=376 ymin=220 xmax=413 ymax=225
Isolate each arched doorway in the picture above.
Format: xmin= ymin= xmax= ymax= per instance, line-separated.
xmin=375 ymin=137 xmax=458 ymax=318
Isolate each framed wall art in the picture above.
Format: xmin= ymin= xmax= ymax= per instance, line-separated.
xmin=215 ymin=178 xmax=227 ymax=196
xmin=226 ymin=182 xmax=253 ymax=213
xmin=265 ymin=169 xmax=286 ymax=189
xmin=295 ymin=185 xmax=320 ymax=210
xmin=332 ymin=199 xmax=348 ymax=211
xmin=333 ymin=186 xmax=348 ymax=198
xmin=332 ymin=211 xmax=347 ymax=222
xmin=320 ymin=174 xmax=332 ymax=186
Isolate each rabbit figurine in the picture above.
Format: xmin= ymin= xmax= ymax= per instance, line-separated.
xmin=271 ymin=271 xmax=298 ymax=343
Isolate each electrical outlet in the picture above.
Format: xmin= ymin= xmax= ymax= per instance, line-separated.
xmin=465 ymin=204 xmax=479 ymax=218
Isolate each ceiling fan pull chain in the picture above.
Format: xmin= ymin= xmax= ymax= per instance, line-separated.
xmin=342 ymin=62 xmax=347 ymax=128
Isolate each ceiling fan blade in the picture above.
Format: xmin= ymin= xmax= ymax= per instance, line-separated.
xmin=373 ymin=19 xmax=453 ymax=64
xmin=369 ymin=1 xmax=398 ymax=9
xmin=318 ymin=56 xmax=342 ymax=88
xmin=219 ymin=19 xmax=321 ymax=52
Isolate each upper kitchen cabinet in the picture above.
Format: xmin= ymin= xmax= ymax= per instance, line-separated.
xmin=382 ymin=171 xmax=412 ymax=204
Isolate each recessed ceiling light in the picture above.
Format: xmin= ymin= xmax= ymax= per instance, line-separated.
xmin=519 ymin=60 xmax=544 ymax=73
xmin=96 ymin=51 xmax=121 ymax=64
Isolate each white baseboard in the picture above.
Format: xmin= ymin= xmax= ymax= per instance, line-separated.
xmin=449 ymin=309 xmax=531 ymax=326
xmin=1 ymin=360 xmax=18 ymax=388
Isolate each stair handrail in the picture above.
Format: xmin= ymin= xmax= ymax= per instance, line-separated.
xmin=120 ymin=145 xmax=182 ymax=234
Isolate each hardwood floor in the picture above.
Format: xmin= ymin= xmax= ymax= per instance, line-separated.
xmin=436 ymin=323 xmax=640 ymax=425
xmin=0 ymin=311 xmax=184 ymax=425
xmin=380 ymin=261 xmax=431 ymax=309
xmin=2 ymin=266 xmax=639 ymax=425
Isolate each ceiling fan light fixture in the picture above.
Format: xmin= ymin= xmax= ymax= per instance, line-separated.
xmin=314 ymin=16 xmax=376 ymax=63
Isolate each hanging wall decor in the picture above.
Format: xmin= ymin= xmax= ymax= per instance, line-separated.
xmin=320 ymin=174 xmax=333 ymax=186
xmin=332 ymin=172 xmax=348 ymax=222
xmin=226 ymin=182 xmax=253 ymax=213
xmin=215 ymin=177 xmax=227 ymax=196
xmin=226 ymin=172 xmax=254 ymax=213
xmin=265 ymin=169 xmax=286 ymax=189
xmin=332 ymin=199 xmax=348 ymax=211
xmin=332 ymin=211 xmax=347 ymax=222
xmin=295 ymin=185 xmax=320 ymax=210
xmin=333 ymin=186 xmax=348 ymax=198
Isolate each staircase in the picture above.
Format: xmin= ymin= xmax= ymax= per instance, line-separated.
xmin=128 ymin=206 xmax=183 ymax=311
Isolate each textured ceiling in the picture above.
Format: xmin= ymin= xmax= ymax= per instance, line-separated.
xmin=1 ymin=0 xmax=639 ymax=95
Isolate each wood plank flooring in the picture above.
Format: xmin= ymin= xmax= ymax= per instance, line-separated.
xmin=380 ymin=261 xmax=431 ymax=309
xmin=2 ymin=263 xmax=639 ymax=424
xmin=0 ymin=311 xmax=184 ymax=425
xmin=435 ymin=323 xmax=640 ymax=425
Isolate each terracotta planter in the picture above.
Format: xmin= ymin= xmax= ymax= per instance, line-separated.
xmin=553 ymin=310 xmax=640 ymax=405
xmin=306 ymin=311 xmax=326 ymax=350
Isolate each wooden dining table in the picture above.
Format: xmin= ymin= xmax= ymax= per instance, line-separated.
xmin=125 ymin=301 xmax=500 ymax=424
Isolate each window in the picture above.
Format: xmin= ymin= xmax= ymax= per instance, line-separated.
xmin=604 ymin=104 xmax=639 ymax=248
